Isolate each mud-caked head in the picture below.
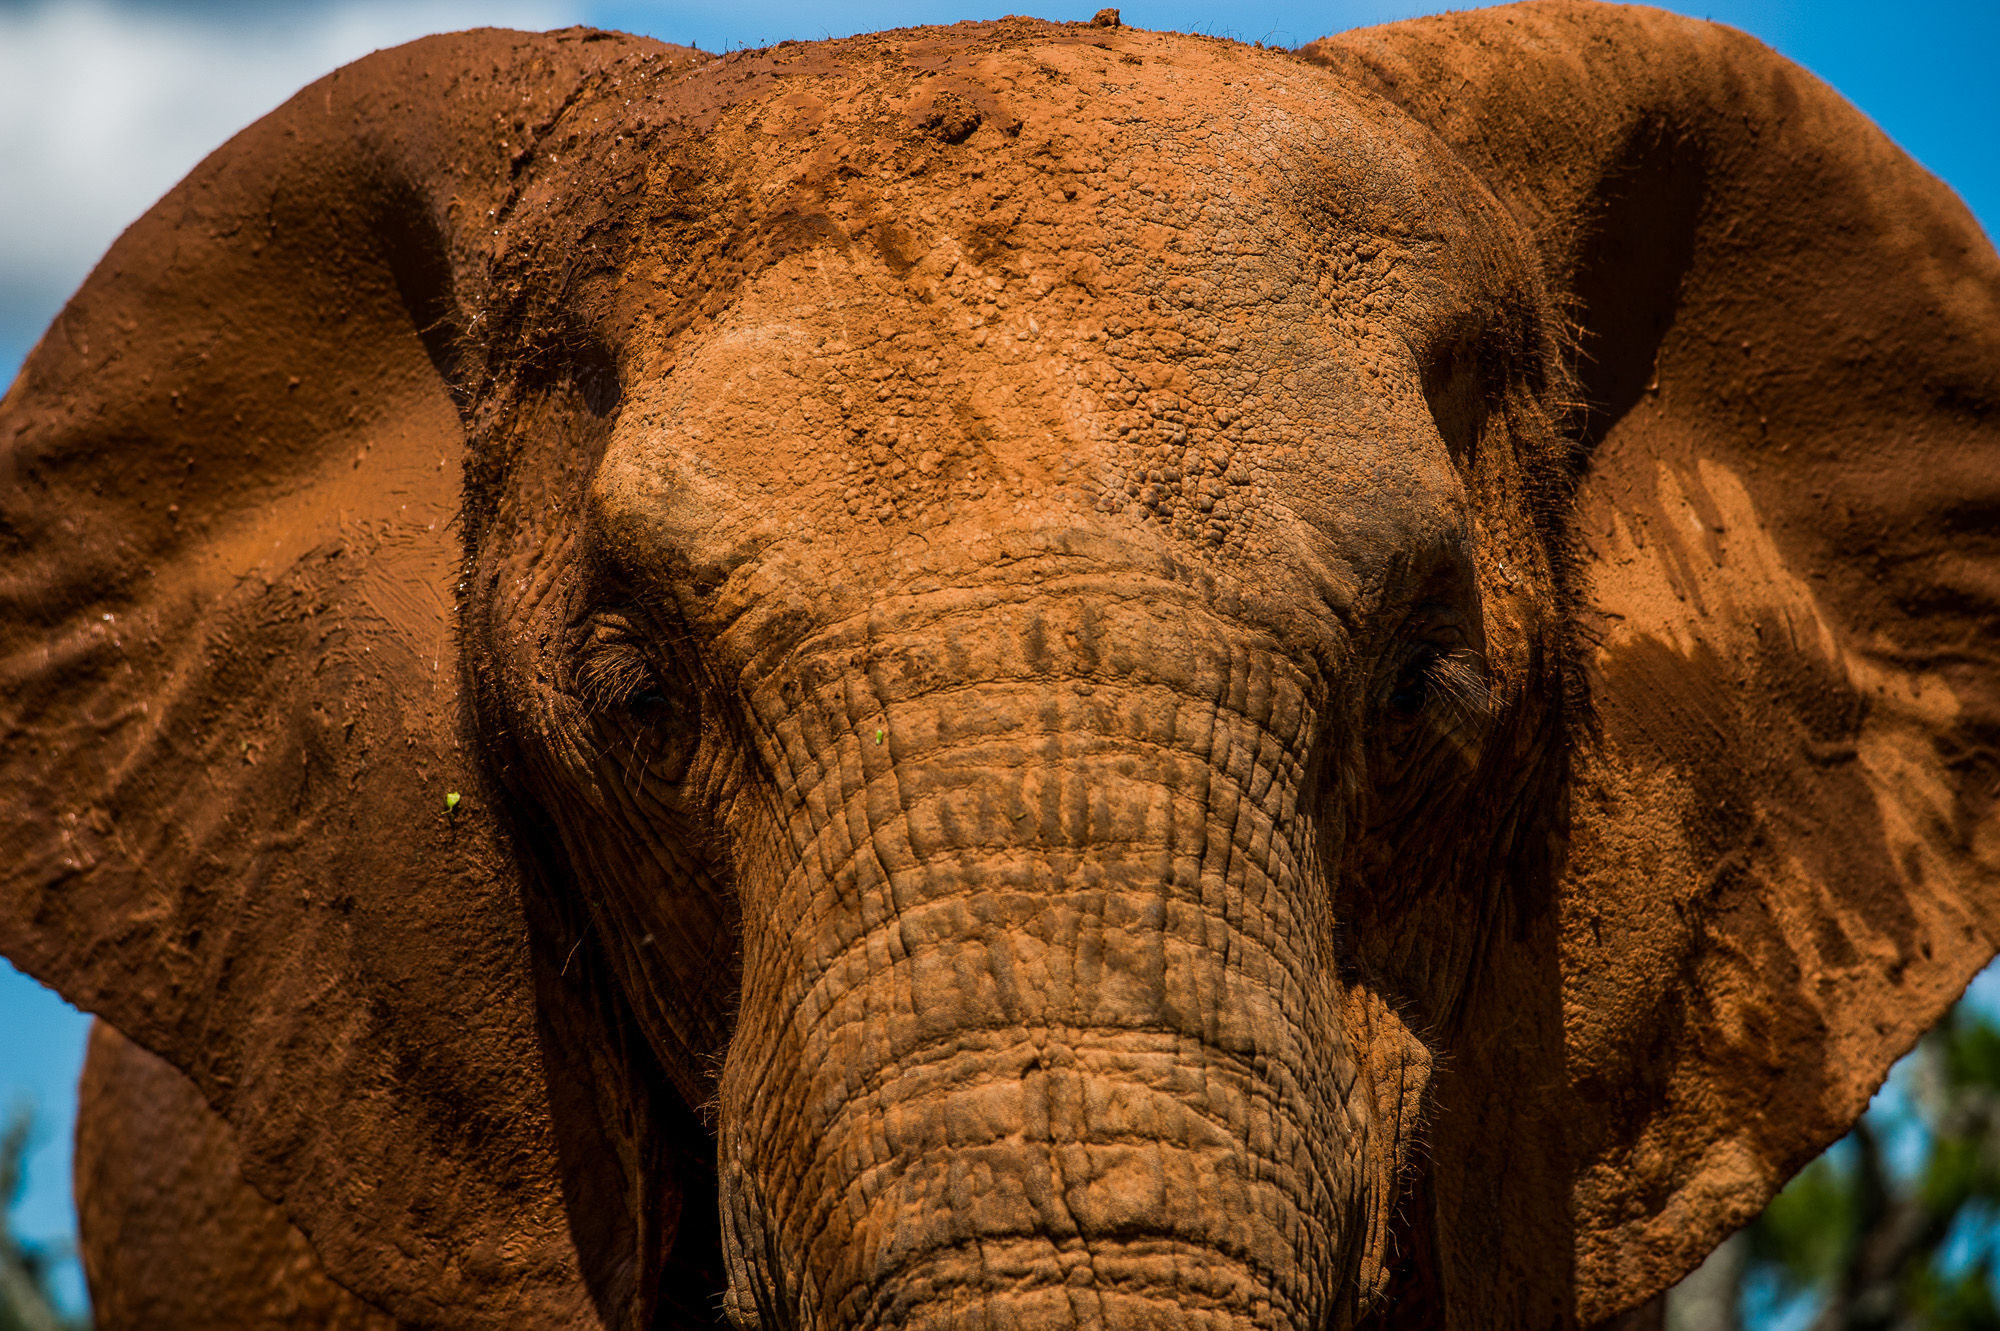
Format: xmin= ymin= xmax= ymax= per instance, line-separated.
xmin=9 ymin=6 xmax=1990 ymax=1331
xmin=469 ymin=21 xmax=1573 ymax=1331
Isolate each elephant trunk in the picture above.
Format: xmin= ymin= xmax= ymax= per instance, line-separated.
xmin=713 ymin=585 xmax=1376 ymax=1330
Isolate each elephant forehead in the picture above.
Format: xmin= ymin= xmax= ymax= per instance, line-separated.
xmin=593 ymin=32 xmax=1502 ymax=648
xmin=660 ymin=27 xmax=1477 ymax=252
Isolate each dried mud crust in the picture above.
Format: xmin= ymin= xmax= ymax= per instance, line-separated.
xmin=76 ymin=1024 xmax=403 ymax=1331
xmin=472 ymin=18 xmax=1556 ymax=579
xmin=0 ymin=5 xmax=1995 ymax=1331
xmin=463 ymin=26 xmax=1535 ymax=1331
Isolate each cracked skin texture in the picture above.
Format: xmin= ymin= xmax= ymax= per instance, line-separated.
xmin=0 ymin=3 xmax=1995 ymax=1329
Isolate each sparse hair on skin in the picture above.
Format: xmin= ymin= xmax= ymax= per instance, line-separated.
xmin=1430 ymin=648 xmax=1492 ymax=730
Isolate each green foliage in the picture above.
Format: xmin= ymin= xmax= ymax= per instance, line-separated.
xmin=1707 ymin=1003 xmax=2000 ymax=1330
xmin=1753 ymin=1152 xmax=1862 ymax=1297
xmin=0 ymin=1104 xmax=86 ymax=1331
xmin=1902 ymin=1252 xmax=2000 ymax=1331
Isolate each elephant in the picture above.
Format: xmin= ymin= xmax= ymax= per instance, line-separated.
xmin=1 ymin=1 xmax=1995 ymax=1326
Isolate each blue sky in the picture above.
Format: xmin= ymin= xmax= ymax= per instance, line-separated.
xmin=1 ymin=0 xmax=1995 ymax=1317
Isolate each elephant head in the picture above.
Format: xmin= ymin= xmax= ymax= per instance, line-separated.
xmin=2 ymin=4 xmax=1995 ymax=1327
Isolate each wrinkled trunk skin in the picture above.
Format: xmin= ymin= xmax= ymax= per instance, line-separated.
xmin=714 ymin=585 xmax=1370 ymax=1331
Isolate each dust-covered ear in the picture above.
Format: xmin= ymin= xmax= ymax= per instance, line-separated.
xmin=0 ymin=28 xmax=696 ymax=1330
xmin=1304 ymin=0 xmax=2000 ymax=1319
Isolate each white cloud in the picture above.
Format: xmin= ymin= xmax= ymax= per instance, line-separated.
xmin=0 ymin=0 xmax=581 ymax=364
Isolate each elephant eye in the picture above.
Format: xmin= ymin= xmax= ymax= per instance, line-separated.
xmin=1388 ymin=650 xmax=1438 ymax=717
xmin=578 ymin=639 xmax=661 ymax=711
xmin=1377 ymin=616 xmax=1490 ymax=739
xmin=1391 ymin=648 xmax=1486 ymax=722
xmin=1370 ymin=635 xmax=1491 ymax=814
xmin=574 ymin=612 xmax=677 ymax=719
xmin=566 ymin=609 xmax=702 ymax=788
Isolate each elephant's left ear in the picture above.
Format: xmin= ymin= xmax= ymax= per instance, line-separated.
xmin=1305 ymin=0 xmax=2000 ymax=1320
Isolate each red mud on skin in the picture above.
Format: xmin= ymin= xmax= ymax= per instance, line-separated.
xmin=0 ymin=3 xmax=1994 ymax=1330
xmin=710 ymin=594 xmax=1356 ymax=1330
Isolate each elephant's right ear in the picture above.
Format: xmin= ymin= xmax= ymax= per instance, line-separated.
xmin=1305 ymin=1 xmax=2000 ymax=1322
xmin=0 ymin=28 xmax=685 ymax=1330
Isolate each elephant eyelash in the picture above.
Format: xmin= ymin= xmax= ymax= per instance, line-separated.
xmin=1430 ymin=650 xmax=1493 ymax=728
xmin=574 ymin=616 xmax=672 ymax=716
xmin=1387 ymin=647 xmax=1490 ymax=729
xmin=579 ymin=644 xmax=666 ymax=712
xmin=568 ymin=613 xmax=703 ymax=790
